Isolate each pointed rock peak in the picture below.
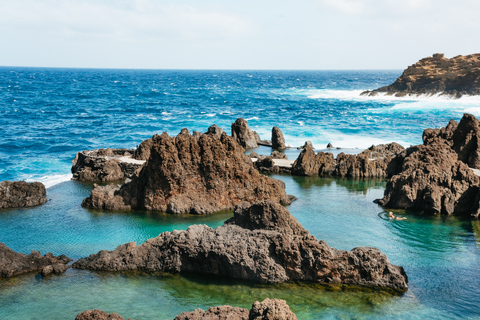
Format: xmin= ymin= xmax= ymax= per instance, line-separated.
xmin=231 ymin=200 xmax=309 ymax=236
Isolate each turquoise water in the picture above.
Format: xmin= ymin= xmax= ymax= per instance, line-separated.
xmin=1 ymin=68 xmax=480 ymax=319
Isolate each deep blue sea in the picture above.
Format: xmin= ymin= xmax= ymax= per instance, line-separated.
xmin=1 ymin=67 xmax=480 ymax=319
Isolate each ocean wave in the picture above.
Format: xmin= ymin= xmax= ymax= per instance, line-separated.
xmin=25 ymin=173 xmax=72 ymax=189
xmin=301 ymin=89 xmax=480 ymax=104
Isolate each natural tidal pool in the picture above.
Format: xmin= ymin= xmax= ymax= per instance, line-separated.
xmin=1 ymin=175 xmax=480 ymax=319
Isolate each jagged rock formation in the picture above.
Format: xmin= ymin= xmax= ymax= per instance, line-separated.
xmin=378 ymin=114 xmax=480 ymax=217
xmin=270 ymin=151 xmax=287 ymax=160
xmin=40 ymin=263 xmax=69 ymax=277
xmin=174 ymin=298 xmax=297 ymax=320
xmin=75 ymin=309 xmax=127 ymax=320
xmin=0 ymin=181 xmax=47 ymax=209
xmin=297 ymin=141 xmax=314 ymax=150
xmin=361 ymin=53 xmax=480 ymax=98
xmin=0 ymin=243 xmax=70 ymax=278
xmin=72 ymin=149 xmax=143 ymax=182
xmin=272 ymin=127 xmax=286 ymax=150
xmin=291 ymin=143 xmax=405 ymax=178
xmin=73 ymin=200 xmax=408 ymax=291
xmin=82 ymin=128 xmax=291 ymax=214
xmin=232 ymin=118 xmax=258 ymax=149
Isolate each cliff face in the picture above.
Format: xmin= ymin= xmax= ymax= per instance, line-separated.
xmin=362 ymin=53 xmax=480 ymax=98
xmin=74 ymin=200 xmax=408 ymax=291
xmin=82 ymin=127 xmax=291 ymax=214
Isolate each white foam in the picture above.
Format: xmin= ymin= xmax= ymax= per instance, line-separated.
xmin=26 ymin=174 xmax=72 ymax=189
xmin=246 ymin=116 xmax=259 ymax=121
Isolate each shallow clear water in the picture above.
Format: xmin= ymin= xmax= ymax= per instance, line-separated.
xmin=1 ymin=68 xmax=480 ymax=319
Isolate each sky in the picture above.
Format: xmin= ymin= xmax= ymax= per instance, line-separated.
xmin=0 ymin=0 xmax=479 ymax=69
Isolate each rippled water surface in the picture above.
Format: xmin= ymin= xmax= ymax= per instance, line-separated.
xmin=1 ymin=68 xmax=480 ymax=319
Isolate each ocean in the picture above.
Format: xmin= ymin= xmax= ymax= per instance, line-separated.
xmin=1 ymin=67 xmax=480 ymax=319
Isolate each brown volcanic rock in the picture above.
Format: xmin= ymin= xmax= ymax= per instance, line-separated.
xmin=291 ymin=143 xmax=405 ymax=178
xmin=0 ymin=181 xmax=47 ymax=209
xmin=174 ymin=306 xmax=250 ymax=320
xmin=271 ymin=127 xmax=286 ymax=150
xmin=0 ymin=243 xmax=70 ymax=278
xmin=232 ymin=118 xmax=258 ymax=150
xmin=173 ymin=298 xmax=296 ymax=320
xmin=75 ymin=309 xmax=126 ymax=320
xmin=249 ymin=298 xmax=297 ymax=320
xmin=82 ymin=128 xmax=290 ymax=214
xmin=378 ymin=114 xmax=480 ymax=217
xmin=378 ymin=140 xmax=480 ymax=217
xmin=73 ymin=200 xmax=408 ymax=291
xmin=72 ymin=149 xmax=142 ymax=182
xmin=362 ymin=53 xmax=480 ymax=98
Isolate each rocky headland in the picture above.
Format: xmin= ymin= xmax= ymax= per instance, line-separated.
xmin=378 ymin=113 xmax=480 ymax=217
xmin=73 ymin=200 xmax=408 ymax=291
xmin=81 ymin=127 xmax=292 ymax=214
xmin=361 ymin=53 xmax=480 ymax=98
xmin=72 ymin=148 xmax=144 ymax=182
xmin=0 ymin=243 xmax=70 ymax=278
xmin=0 ymin=181 xmax=48 ymax=209
xmin=76 ymin=298 xmax=297 ymax=320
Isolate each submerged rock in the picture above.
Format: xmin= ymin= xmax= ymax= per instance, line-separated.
xmin=0 ymin=243 xmax=70 ymax=278
xmin=361 ymin=53 xmax=480 ymax=98
xmin=73 ymin=200 xmax=408 ymax=291
xmin=82 ymin=127 xmax=291 ymax=214
xmin=232 ymin=118 xmax=258 ymax=149
xmin=0 ymin=181 xmax=47 ymax=209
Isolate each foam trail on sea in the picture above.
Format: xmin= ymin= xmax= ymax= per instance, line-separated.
xmin=25 ymin=174 xmax=72 ymax=189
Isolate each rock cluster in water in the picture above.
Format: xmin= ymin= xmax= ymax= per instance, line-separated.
xmin=72 ymin=148 xmax=143 ymax=182
xmin=0 ymin=243 xmax=70 ymax=278
xmin=291 ymin=143 xmax=405 ymax=178
xmin=0 ymin=181 xmax=48 ymax=209
xmin=73 ymin=200 xmax=408 ymax=291
xmin=82 ymin=127 xmax=292 ymax=214
xmin=361 ymin=53 xmax=480 ymax=98
xmin=378 ymin=114 xmax=480 ymax=217
xmin=76 ymin=298 xmax=297 ymax=320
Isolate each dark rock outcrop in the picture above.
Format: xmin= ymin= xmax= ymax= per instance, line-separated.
xmin=174 ymin=298 xmax=297 ymax=320
xmin=82 ymin=128 xmax=291 ymax=214
xmin=378 ymin=114 xmax=480 ymax=217
xmin=291 ymin=143 xmax=405 ymax=178
xmin=41 ymin=263 xmax=69 ymax=276
xmin=361 ymin=53 xmax=480 ymax=98
xmin=0 ymin=181 xmax=47 ymax=209
xmin=297 ymin=141 xmax=314 ymax=150
xmin=271 ymin=127 xmax=286 ymax=150
xmin=232 ymin=118 xmax=258 ymax=149
xmin=72 ymin=149 xmax=143 ymax=182
xmin=75 ymin=309 xmax=127 ymax=320
xmin=0 ymin=243 xmax=70 ymax=278
xmin=73 ymin=200 xmax=408 ymax=291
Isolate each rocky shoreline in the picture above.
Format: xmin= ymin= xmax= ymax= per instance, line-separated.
xmin=73 ymin=200 xmax=408 ymax=291
xmin=361 ymin=53 xmax=480 ymax=98
xmin=0 ymin=243 xmax=70 ymax=278
xmin=76 ymin=298 xmax=298 ymax=320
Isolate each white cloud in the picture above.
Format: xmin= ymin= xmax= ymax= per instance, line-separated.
xmin=321 ymin=0 xmax=366 ymax=15
xmin=0 ymin=0 xmax=253 ymax=43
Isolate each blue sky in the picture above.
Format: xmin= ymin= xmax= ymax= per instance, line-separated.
xmin=1 ymin=0 xmax=479 ymax=69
